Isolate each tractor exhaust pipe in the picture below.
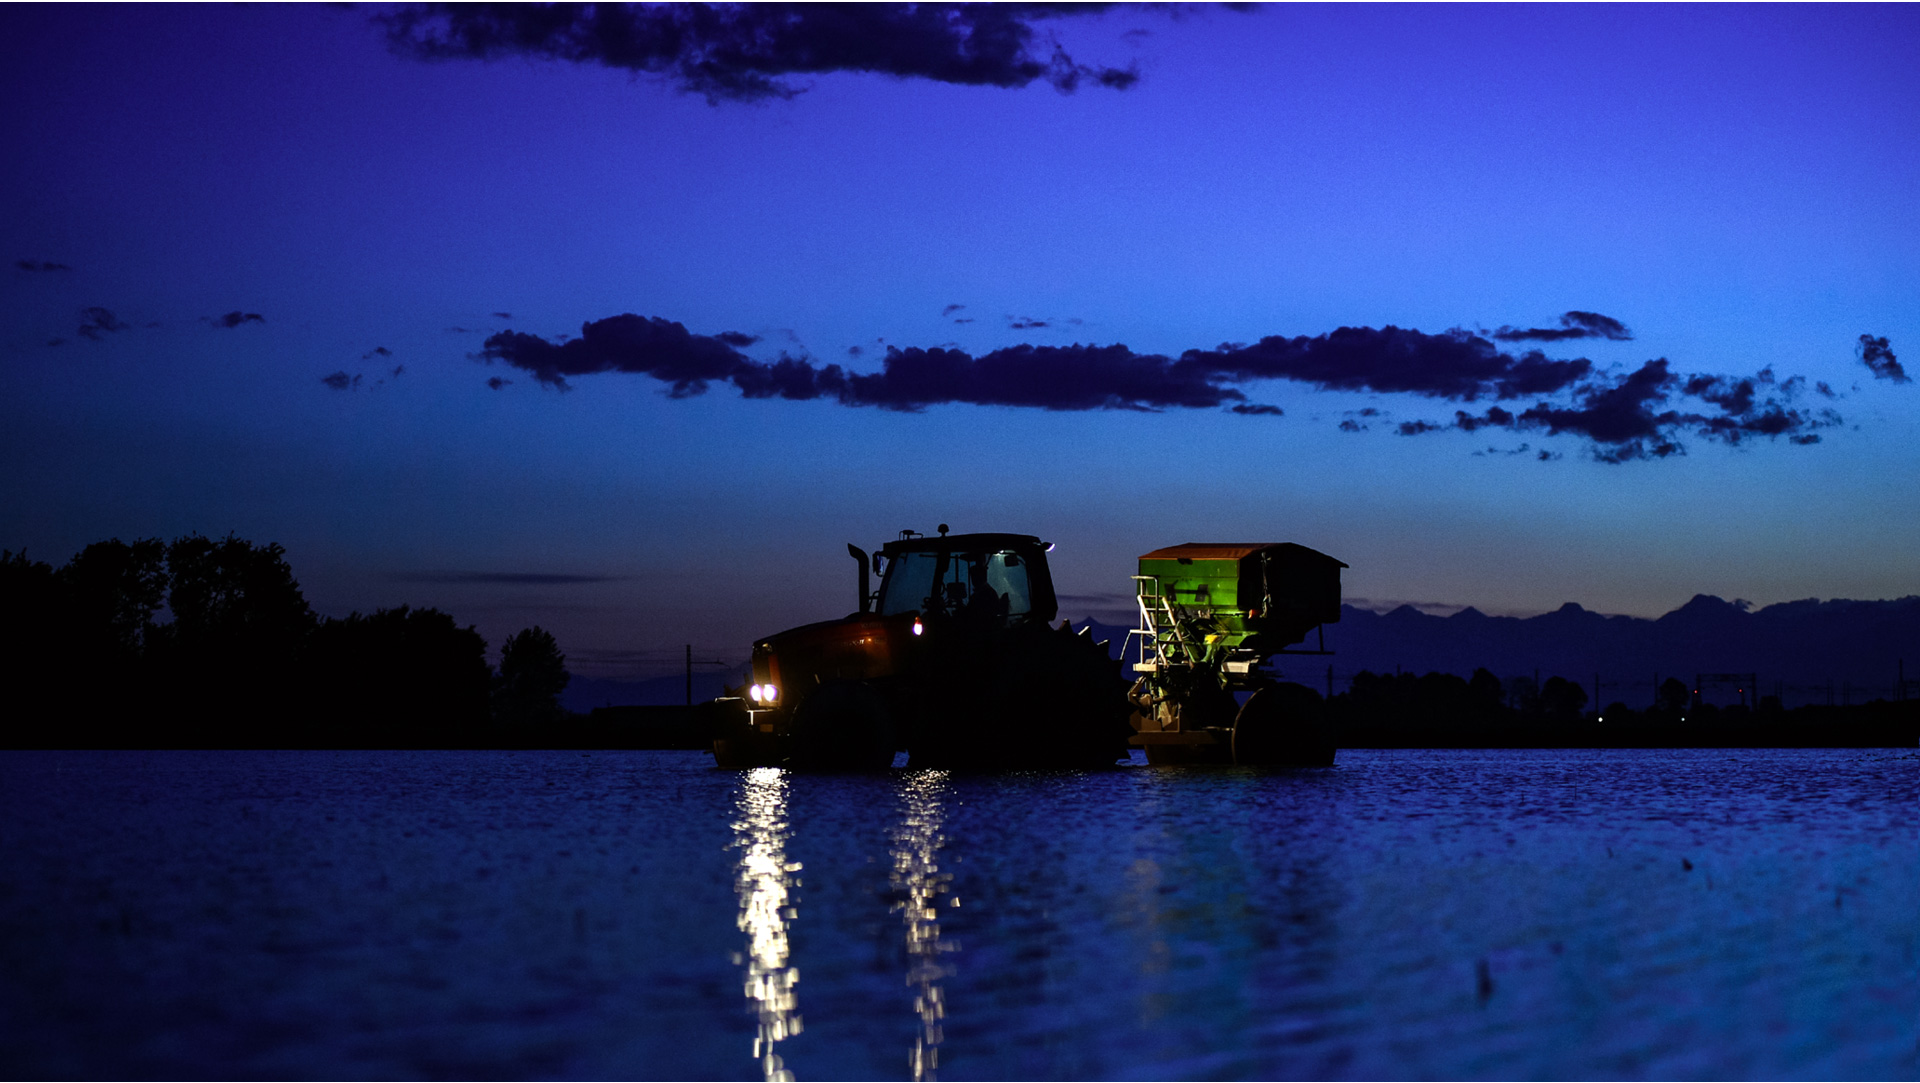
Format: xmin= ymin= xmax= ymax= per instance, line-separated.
xmin=848 ymin=543 xmax=870 ymax=613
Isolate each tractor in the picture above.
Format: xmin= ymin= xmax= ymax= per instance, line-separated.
xmin=1124 ymin=542 xmax=1346 ymax=766
xmin=709 ymin=527 xmax=1131 ymax=770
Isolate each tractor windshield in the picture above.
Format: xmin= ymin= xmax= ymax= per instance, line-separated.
xmin=878 ymin=548 xmax=1035 ymax=625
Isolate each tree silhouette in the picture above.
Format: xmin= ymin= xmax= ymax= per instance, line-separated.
xmin=1539 ymin=675 xmax=1589 ymax=719
xmin=1657 ymin=677 xmax=1691 ymax=714
xmin=307 ymin=606 xmax=490 ymax=747
xmin=1 ymin=551 xmax=64 ymax=744
xmin=493 ymin=626 xmax=570 ymax=729
xmin=150 ymin=534 xmax=315 ymax=741
xmin=57 ymin=539 xmax=166 ymax=660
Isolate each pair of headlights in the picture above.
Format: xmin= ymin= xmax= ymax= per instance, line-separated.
xmin=748 ymin=683 xmax=780 ymax=704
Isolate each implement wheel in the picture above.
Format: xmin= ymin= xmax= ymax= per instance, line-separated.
xmin=789 ymin=681 xmax=897 ymax=771
xmin=1232 ymin=682 xmax=1337 ymax=767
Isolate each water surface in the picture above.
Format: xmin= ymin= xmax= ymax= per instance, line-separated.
xmin=0 ymin=748 xmax=1912 ymax=1079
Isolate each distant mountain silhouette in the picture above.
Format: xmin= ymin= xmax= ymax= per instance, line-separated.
xmin=1069 ymin=598 xmax=1920 ymax=708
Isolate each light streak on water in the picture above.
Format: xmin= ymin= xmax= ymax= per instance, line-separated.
xmin=731 ymin=766 xmax=801 ymax=1082
xmin=892 ymin=769 xmax=955 ymax=1081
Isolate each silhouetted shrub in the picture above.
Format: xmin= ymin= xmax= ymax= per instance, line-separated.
xmin=493 ymin=626 xmax=571 ymax=732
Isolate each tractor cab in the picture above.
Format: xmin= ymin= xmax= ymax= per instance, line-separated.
xmin=874 ymin=530 xmax=1058 ymax=631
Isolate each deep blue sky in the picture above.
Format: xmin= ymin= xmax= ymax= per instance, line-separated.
xmin=4 ymin=4 xmax=1916 ymax=677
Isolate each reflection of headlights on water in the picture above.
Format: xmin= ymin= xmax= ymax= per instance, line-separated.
xmin=748 ymin=683 xmax=780 ymax=704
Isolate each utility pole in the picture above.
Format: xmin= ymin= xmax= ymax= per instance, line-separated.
xmin=686 ymin=644 xmax=693 ymax=707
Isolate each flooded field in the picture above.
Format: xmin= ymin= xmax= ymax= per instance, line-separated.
xmin=0 ymin=747 xmax=1912 ymax=1080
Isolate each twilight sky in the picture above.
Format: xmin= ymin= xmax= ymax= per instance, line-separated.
xmin=4 ymin=3 xmax=1916 ymax=678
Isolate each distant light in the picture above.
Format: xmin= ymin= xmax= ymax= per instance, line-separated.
xmin=912 ymin=618 xmax=923 ymax=636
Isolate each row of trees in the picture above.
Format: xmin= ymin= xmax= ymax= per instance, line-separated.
xmin=2 ymin=535 xmax=572 ymax=748
xmin=1326 ymin=667 xmax=1916 ymax=748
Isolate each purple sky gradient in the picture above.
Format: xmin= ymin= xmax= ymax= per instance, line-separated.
xmin=3 ymin=4 xmax=1916 ymax=677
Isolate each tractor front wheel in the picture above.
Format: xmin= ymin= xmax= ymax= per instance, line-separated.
xmin=789 ymin=681 xmax=897 ymax=771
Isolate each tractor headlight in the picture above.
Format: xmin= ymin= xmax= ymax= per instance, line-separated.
xmin=748 ymin=684 xmax=764 ymax=703
xmin=912 ymin=618 xmax=923 ymax=636
xmin=762 ymin=683 xmax=777 ymax=703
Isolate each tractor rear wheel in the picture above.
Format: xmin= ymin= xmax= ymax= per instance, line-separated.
xmin=1232 ymin=682 xmax=1337 ymax=766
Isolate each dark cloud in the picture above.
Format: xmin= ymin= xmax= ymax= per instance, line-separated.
xmin=206 ymin=311 xmax=265 ymax=329
xmin=479 ymin=313 xmax=761 ymax=394
xmin=381 ymin=2 xmax=1141 ymax=104
xmin=1179 ymin=325 xmax=1593 ymax=401
xmin=390 ymin=571 xmax=625 ymax=585
xmin=941 ymin=304 xmax=966 ymax=317
xmin=1429 ymin=358 xmax=1842 ymax=462
xmin=492 ymin=311 xmax=513 ymax=320
xmin=953 ymin=317 xmax=974 ymax=324
xmin=1490 ymin=310 xmax=1633 ymax=343
xmin=17 ymin=259 xmax=72 ymax=272
xmin=714 ymin=330 xmax=760 ymax=347
xmin=479 ymin=310 xmax=1858 ymax=462
xmin=75 ymin=307 xmax=130 ymax=341
xmin=321 ymin=371 xmax=360 ymax=391
xmin=488 ymin=376 xmax=512 ymax=390
xmin=363 ymin=346 xmax=393 ymax=360
xmin=1857 ymin=334 xmax=1907 ymax=383
xmin=1009 ymin=316 xmax=1049 ymax=330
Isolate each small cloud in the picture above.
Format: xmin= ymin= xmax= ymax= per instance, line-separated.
xmin=45 ymin=337 xmax=67 ymax=348
xmin=75 ymin=307 xmax=130 ymax=341
xmin=1490 ymin=310 xmax=1633 ymax=343
xmin=1338 ymin=419 xmax=1366 ymax=432
xmin=17 ymin=259 xmax=72 ymax=272
xmin=321 ymin=371 xmax=360 ymax=391
xmin=1397 ymin=420 xmax=1443 ymax=435
xmin=847 ymin=345 xmax=863 ymax=357
xmin=1008 ymin=316 xmax=1049 ymax=330
xmin=1857 ymin=334 xmax=1907 ymax=383
xmin=953 ymin=317 xmax=974 ymax=324
xmin=487 ymin=376 xmax=511 ymax=390
xmin=391 ymin=364 xmax=405 ymax=378
xmin=715 ymin=331 xmax=761 ymax=347
xmin=447 ymin=326 xmax=476 ymax=334
xmin=1230 ymin=403 xmax=1283 ymax=416
xmin=362 ymin=346 xmax=393 ymax=359
xmin=492 ymin=311 xmax=513 ymax=320
xmin=205 ymin=311 xmax=265 ymax=329
xmin=941 ymin=304 xmax=966 ymax=317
